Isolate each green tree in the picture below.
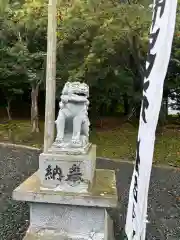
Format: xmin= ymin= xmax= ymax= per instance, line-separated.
xmin=56 ymin=0 xmax=151 ymax=116
xmin=0 ymin=1 xmax=28 ymax=119
xmin=11 ymin=0 xmax=47 ymax=131
xmin=165 ymin=0 xmax=180 ymax=115
xmin=0 ymin=0 xmax=47 ymax=129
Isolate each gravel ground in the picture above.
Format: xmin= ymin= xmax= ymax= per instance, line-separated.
xmin=0 ymin=146 xmax=40 ymax=240
xmin=97 ymin=159 xmax=180 ymax=240
xmin=0 ymin=145 xmax=180 ymax=240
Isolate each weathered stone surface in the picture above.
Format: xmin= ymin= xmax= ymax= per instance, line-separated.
xmin=54 ymin=82 xmax=90 ymax=150
xmin=24 ymin=231 xmax=86 ymax=240
xmin=49 ymin=141 xmax=92 ymax=155
xmin=23 ymin=207 xmax=114 ymax=240
xmin=13 ymin=169 xmax=118 ymax=208
xmin=13 ymin=166 xmax=117 ymax=240
xmin=39 ymin=145 xmax=96 ymax=191
xmin=24 ymin=229 xmax=105 ymax=240
xmin=27 ymin=203 xmax=105 ymax=239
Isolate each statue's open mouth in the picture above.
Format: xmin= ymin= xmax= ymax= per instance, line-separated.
xmin=75 ymin=92 xmax=87 ymax=97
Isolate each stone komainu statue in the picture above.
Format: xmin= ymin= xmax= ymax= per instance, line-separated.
xmin=54 ymin=82 xmax=90 ymax=148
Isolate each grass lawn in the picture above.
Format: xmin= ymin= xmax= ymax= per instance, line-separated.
xmin=0 ymin=119 xmax=180 ymax=167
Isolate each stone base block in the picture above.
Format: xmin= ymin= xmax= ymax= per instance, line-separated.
xmin=24 ymin=204 xmax=112 ymax=240
xmin=13 ymin=169 xmax=117 ymax=208
xmin=50 ymin=140 xmax=92 ymax=155
xmin=13 ymin=169 xmax=118 ymax=240
xmin=39 ymin=145 xmax=96 ymax=192
xmin=24 ymin=231 xmax=86 ymax=240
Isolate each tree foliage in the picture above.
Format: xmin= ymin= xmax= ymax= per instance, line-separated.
xmin=56 ymin=0 xmax=151 ymax=115
xmin=165 ymin=0 xmax=180 ymax=111
xmin=0 ymin=0 xmax=179 ymax=120
xmin=0 ymin=0 xmax=46 ymax=125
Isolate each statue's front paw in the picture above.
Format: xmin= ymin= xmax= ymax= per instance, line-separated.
xmin=55 ymin=138 xmax=63 ymax=143
xmin=54 ymin=138 xmax=65 ymax=147
xmin=71 ymin=138 xmax=82 ymax=148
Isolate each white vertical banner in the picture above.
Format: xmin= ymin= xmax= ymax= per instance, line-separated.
xmin=125 ymin=0 xmax=177 ymax=240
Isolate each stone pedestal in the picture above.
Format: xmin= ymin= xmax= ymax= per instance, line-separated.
xmin=39 ymin=145 xmax=95 ymax=192
xmin=12 ymin=145 xmax=118 ymax=240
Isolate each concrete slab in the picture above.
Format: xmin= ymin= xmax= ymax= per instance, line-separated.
xmin=13 ymin=169 xmax=118 ymax=208
xmin=23 ymin=231 xmax=85 ymax=240
xmin=26 ymin=203 xmax=106 ymax=240
xmin=23 ymin=231 xmax=102 ymax=240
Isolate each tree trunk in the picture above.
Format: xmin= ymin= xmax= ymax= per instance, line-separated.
xmin=123 ymin=94 xmax=130 ymax=115
xmin=158 ymin=98 xmax=168 ymax=128
xmin=128 ymin=35 xmax=145 ymax=83
xmin=165 ymin=97 xmax=168 ymax=119
xmin=109 ymin=99 xmax=118 ymax=116
xmin=6 ymin=99 xmax=12 ymax=120
xmin=31 ymin=85 xmax=40 ymax=133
